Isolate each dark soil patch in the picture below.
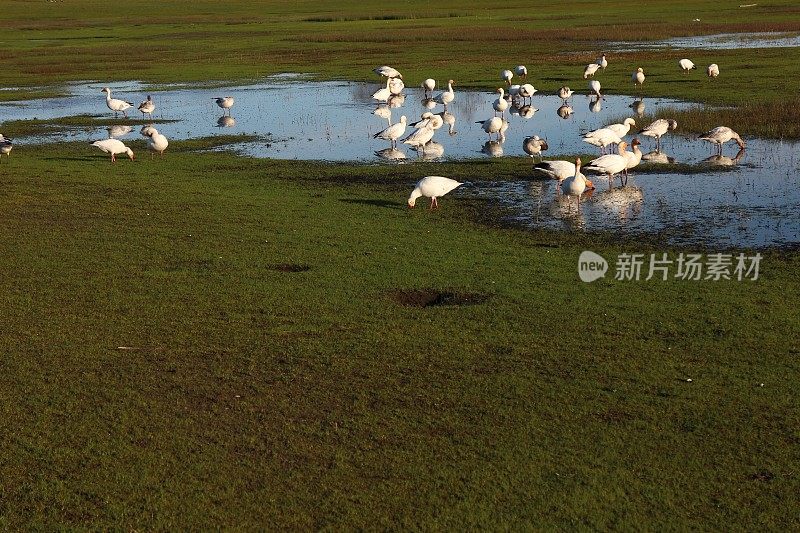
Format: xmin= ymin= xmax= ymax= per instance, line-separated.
xmin=749 ymin=471 xmax=775 ymax=482
xmin=387 ymin=288 xmax=490 ymax=308
xmin=269 ymin=263 xmax=311 ymax=273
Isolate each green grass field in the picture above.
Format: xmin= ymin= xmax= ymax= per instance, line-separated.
xmin=1 ymin=1 xmax=799 ymax=529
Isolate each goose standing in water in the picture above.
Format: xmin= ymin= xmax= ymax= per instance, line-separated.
xmin=138 ymin=95 xmax=155 ymax=118
xmin=605 ymin=117 xmax=636 ymax=139
xmin=558 ymin=86 xmax=574 ymax=101
xmin=421 ymin=78 xmax=436 ymax=97
xmin=146 ymin=128 xmax=169 ymax=156
xmin=583 ymin=127 xmax=623 ymax=154
xmin=584 ymin=142 xmax=630 ymax=187
xmin=374 ymin=115 xmax=407 ymax=148
xmin=523 ymin=136 xmax=548 ymax=161
xmin=622 ymin=138 xmax=643 ymax=185
xmin=707 ymin=64 xmax=720 ymax=78
xmin=372 ymin=79 xmax=392 ymax=102
xmin=560 ymin=159 xmax=587 ymax=212
xmin=493 ymin=88 xmax=509 ymax=116
xmin=408 ymin=176 xmax=463 ymax=209
xmin=91 ymin=139 xmax=134 ymax=162
xmin=518 ymin=83 xmax=537 ymax=105
xmin=639 ymin=119 xmax=678 ymax=150
xmin=699 ymin=126 xmax=745 ymax=154
xmin=213 ymin=96 xmax=235 ymax=115
xmin=433 ymin=80 xmax=455 ymax=110
xmin=476 ymin=117 xmax=503 ymax=140
xmin=101 ymin=87 xmax=134 ymax=118
xmin=533 ymin=159 xmax=581 ymax=183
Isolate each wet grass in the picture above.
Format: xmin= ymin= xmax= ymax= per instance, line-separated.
xmin=0 ymin=141 xmax=798 ymax=528
xmin=1 ymin=115 xmax=180 ymax=138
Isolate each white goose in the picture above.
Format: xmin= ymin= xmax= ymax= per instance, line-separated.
xmin=707 ymin=64 xmax=720 ymax=78
xmin=698 ymin=126 xmax=745 ymax=154
xmin=523 ymin=136 xmax=548 ymax=160
xmin=138 ymin=95 xmax=155 ymax=118
xmin=213 ymin=96 xmax=235 ymax=115
xmin=678 ymin=59 xmax=697 ymax=73
xmin=584 ymin=63 xmax=601 ymax=78
xmin=584 ymin=142 xmax=630 ymax=185
xmin=374 ymin=66 xmax=402 ymax=79
xmin=402 ymin=123 xmax=436 ymax=153
xmin=372 ymin=79 xmax=392 ymax=102
xmin=101 ymin=87 xmax=134 ymax=117
xmin=373 ymin=115 xmax=407 ymax=148
xmin=146 ymin=129 xmax=169 ymax=156
xmin=518 ymin=83 xmax=537 ymax=105
xmin=533 ymin=160 xmax=581 ymax=182
xmin=639 ymin=119 xmax=678 ymax=149
xmin=408 ymin=176 xmax=463 ymax=209
xmin=501 ymin=69 xmax=514 ymax=86
xmin=621 ymin=138 xmax=643 ymax=185
xmin=433 ymin=80 xmax=455 ymax=109
xmin=597 ymin=53 xmax=608 ymax=70
xmin=476 ymin=117 xmax=503 ymax=140
xmin=632 ymin=67 xmax=645 ymax=88
xmin=588 ymin=80 xmax=601 ymax=98
xmin=515 ymin=65 xmax=528 ymax=79
xmin=388 ymin=77 xmax=405 ymax=95
xmin=493 ymin=88 xmax=508 ymax=116
xmin=560 ymin=159 xmax=587 ymax=212
xmin=582 ymin=127 xmax=623 ymax=154
xmin=605 ymin=117 xmax=636 ymax=138
xmin=91 ymin=139 xmax=134 ymax=162
xmin=558 ymin=86 xmax=574 ymax=101
xmin=422 ymin=78 xmax=436 ymax=96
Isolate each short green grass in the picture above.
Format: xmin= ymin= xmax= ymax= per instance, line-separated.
xmin=0 ymin=142 xmax=797 ymax=529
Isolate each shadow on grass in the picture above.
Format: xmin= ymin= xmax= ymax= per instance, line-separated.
xmin=339 ymin=198 xmax=405 ymax=209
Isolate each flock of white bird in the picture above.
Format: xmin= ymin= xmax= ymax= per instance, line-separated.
xmin=365 ymin=56 xmax=744 ymax=211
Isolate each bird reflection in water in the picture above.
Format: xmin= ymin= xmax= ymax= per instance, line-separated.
xmin=107 ymin=125 xmax=132 ymax=138
xmin=630 ymin=98 xmax=646 ymax=117
xmin=217 ymin=115 xmax=236 ymax=128
xmin=374 ymin=147 xmax=407 ymax=161
xmin=702 ymin=147 xmax=746 ymax=166
xmin=595 ymin=186 xmax=644 ymax=222
xmin=437 ymin=111 xmax=456 ymax=136
xmin=481 ymin=140 xmax=503 ymax=157
xmin=641 ymin=150 xmax=675 ymax=164
xmin=589 ymin=97 xmax=602 ymax=113
xmin=557 ymin=104 xmax=574 ymax=120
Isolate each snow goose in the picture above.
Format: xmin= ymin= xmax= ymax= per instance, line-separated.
xmin=584 ymin=142 xmax=629 ymax=185
xmin=597 ymin=53 xmax=608 ymax=70
xmin=588 ymin=80 xmax=601 ymax=98
xmin=584 ymin=63 xmax=601 ymax=78
xmin=605 ymin=118 xmax=636 ymax=138
xmin=621 ymin=138 xmax=642 ymax=185
xmin=101 ymin=87 xmax=134 ymax=118
xmin=140 ymin=124 xmax=158 ymax=137
xmin=632 ymin=67 xmax=645 ymax=89
xmin=374 ymin=66 xmax=402 ymax=79
xmin=408 ymin=176 xmax=463 ymax=209
xmin=678 ymin=59 xmax=696 ymax=73
xmin=146 ymin=129 xmax=169 ymax=156
xmin=533 ymin=160 xmax=580 ymax=182
xmin=372 ymin=79 xmax=392 ymax=102
xmin=515 ymin=65 xmax=528 ymax=79
xmin=213 ymin=96 xmax=235 ymax=115
xmin=638 ymin=119 xmax=678 ymax=149
xmin=403 ymin=124 xmax=436 ymax=154
xmin=707 ymin=64 xmax=720 ymax=78
xmin=493 ymin=88 xmax=509 ymax=116
xmin=523 ymin=136 xmax=548 ymax=160
xmin=91 ymin=139 xmax=134 ymax=162
xmin=582 ymin=127 xmax=623 ymax=154
xmin=560 ymin=159 xmax=587 ymax=212
xmin=389 ymin=77 xmax=405 ymax=95
xmin=373 ymin=115 xmax=407 ymax=148
xmin=422 ymin=78 xmax=436 ymax=97
xmin=476 ymin=117 xmax=503 ymax=140
xmin=558 ymin=86 xmax=574 ymax=101
xmin=698 ymin=126 xmax=745 ymax=154
xmin=433 ymin=80 xmax=455 ymax=109
xmin=0 ymin=134 xmax=12 ymax=161
xmin=138 ymin=95 xmax=155 ymax=118
xmin=518 ymin=83 xmax=537 ymax=105
xmin=501 ymin=69 xmax=514 ymax=86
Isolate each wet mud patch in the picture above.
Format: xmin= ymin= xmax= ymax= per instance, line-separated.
xmin=269 ymin=263 xmax=311 ymax=273
xmin=387 ymin=288 xmax=490 ymax=308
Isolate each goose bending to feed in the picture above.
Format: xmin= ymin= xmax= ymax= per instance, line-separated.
xmin=0 ymin=134 xmax=12 ymax=161
xmin=583 ymin=127 xmax=623 ymax=154
xmin=584 ymin=142 xmax=630 ymax=186
xmin=515 ymin=65 xmax=528 ymax=79
xmin=632 ymin=67 xmax=645 ymax=89
xmin=699 ymin=126 xmax=745 ymax=154
xmin=408 ymin=176 xmax=463 ymax=209
xmin=584 ymin=63 xmax=601 ymax=78
xmin=558 ymin=86 xmax=574 ymax=101
xmin=146 ymin=129 xmax=169 ymax=156
xmin=588 ymin=80 xmax=601 ymax=98
xmin=501 ymin=69 xmax=514 ymax=86
xmin=639 ymin=119 xmax=678 ymax=149
xmin=389 ymin=77 xmax=405 ymax=96
xmin=101 ymin=87 xmax=134 ymax=118
xmin=523 ymin=136 xmax=548 ymax=161
xmin=372 ymin=79 xmax=392 ymax=102
xmin=605 ymin=118 xmax=636 ymax=138
xmin=707 ymin=64 xmax=720 ymax=78
xmin=533 ymin=160 xmax=580 ymax=182
xmin=140 ymin=124 xmax=158 ymax=137
xmin=138 ymin=95 xmax=155 ymax=118
xmin=493 ymin=88 xmax=509 ymax=115
xmin=374 ymin=66 xmax=402 ymax=79
xmin=560 ymin=159 xmax=587 ymax=212
xmin=518 ymin=83 xmax=537 ymax=105
xmin=374 ymin=115 xmax=407 ymax=148
xmin=476 ymin=117 xmax=503 ymax=140
xmin=678 ymin=59 xmax=696 ymax=73
xmin=597 ymin=53 xmax=608 ymax=70
xmin=433 ymin=80 xmax=455 ymax=109
xmin=214 ymin=96 xmax=235 ymax=115
xmin=91 ymin=139 xmax=134 ymax=162
xmin=422 ymin=78 xmax=436 ymax=96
